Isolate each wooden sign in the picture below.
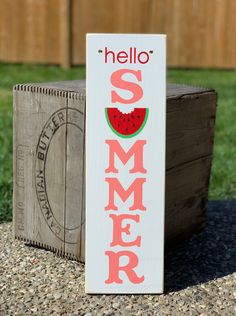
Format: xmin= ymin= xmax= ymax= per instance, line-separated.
xmin=86 ymin=34 xmax=166 ymax=293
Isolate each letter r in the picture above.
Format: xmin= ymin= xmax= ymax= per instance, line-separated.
xmin=105 ymin=250 xmax=144 ymax=284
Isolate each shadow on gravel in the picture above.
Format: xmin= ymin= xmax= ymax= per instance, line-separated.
xmin=164 ymin=200 xmax=236 ymax=292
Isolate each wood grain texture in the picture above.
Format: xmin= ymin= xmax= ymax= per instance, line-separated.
xmin=71 ymin=0 xmax=150 ymax=64
xmin=1 ymin=0 xmax=235 ymax=67
xmin=149 ymin=0 xmax=236 ymax=68
xmin=13 ymin=80 xmax=217 ymax=262
xmin=60 ymin=0 xmax=72 ymax=68
xmin=13 ymin=83 xmax=86 ymax=260
xmin=165 ymin=155 xmax=212 ymax=243
xmin=166 ymin=92 xmax=216 ymax=170
xmin=13 ymin=85 xmax=68 ymax=255
xmin=0 ymin=0 xmax=61 ymax=64
xmin=64 ymin=94 xmax=85 ymax=260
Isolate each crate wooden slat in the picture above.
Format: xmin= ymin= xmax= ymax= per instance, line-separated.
xmin=13 ymin=80 xmax=217 ymax=262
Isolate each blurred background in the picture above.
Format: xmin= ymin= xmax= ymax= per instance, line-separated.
xmin=0 ymin=0 xmax=235 ymax=68
xmin=0 ymin=0 xmax=236 ymax=223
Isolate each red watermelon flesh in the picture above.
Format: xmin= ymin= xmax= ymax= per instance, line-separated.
xmin=105 ymin=107 xmax=149 ymax=138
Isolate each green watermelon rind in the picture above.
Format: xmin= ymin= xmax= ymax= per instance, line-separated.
xmin=105 ymin=108 xmax=149 ymax=138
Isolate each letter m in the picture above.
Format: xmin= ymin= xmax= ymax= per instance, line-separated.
xmin=105 ymin=178 xmax=146 ymax=211
xmin=105 ymin=140 xmax=147 ymax=174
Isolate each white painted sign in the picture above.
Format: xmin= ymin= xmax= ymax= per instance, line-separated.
xmin=86 ymin=34 xmax=166 ymax=294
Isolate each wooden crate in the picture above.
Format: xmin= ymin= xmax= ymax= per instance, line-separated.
xmin=13 ymin=81 xmax=217 ymax=262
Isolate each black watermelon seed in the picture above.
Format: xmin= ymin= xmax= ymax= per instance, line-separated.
xmin=128 ymin=118 xmax=130 ymax=122
xmin=133 ymin=124 xmax=135 ymax=127
xmin=120 ymin=115 xmax=122 ymax=118
xmin=113 ymin=115 xmax=116 ymax=118
xmin=131 ymin=115 xmax=134 ymax=118
xmin=137 ymin=115 xmax=140 ymax=119
xmin=126 ymin=128 xmax=128 ymax=132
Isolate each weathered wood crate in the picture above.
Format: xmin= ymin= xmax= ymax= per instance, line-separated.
xmin=13 ymin=80 xmax=217 ymax=262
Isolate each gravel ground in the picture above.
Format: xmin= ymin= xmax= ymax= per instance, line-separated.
xmin=0 ymin=200 xmax=236 ymax=316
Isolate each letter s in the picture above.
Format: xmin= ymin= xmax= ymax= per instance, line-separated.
xmin=111 ymin=69 xmax=143 ymax=104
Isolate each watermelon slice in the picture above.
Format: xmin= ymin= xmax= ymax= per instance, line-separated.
xmin=105 ymin=107 xmax=149 ymax=138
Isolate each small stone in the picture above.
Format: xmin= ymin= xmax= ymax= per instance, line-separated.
xmin=46 ymin=294 xmax=54 ymax=300
xmin=68 ymin=272 xmax=76 ymax=279
xmin=19 ymin=289 xmax=27 ymax=294
xmin=54 ymin=293 xmax=62 ymax=300
xmin=28 ymin=287 xmax=35 ymax=294
xmin=112 ymin=303 xmax=120 ymax=309
xmin=43 ymin=299 xmax=49 ymax=305
xmin=24 ymin=297 xmax=32 ymax=303
xmin=125 ymin=305 xmax=132 ymax=310
xmin=141 ymin=304 xmax=150 ymax=310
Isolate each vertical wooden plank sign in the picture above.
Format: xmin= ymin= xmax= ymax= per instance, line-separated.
xmin=86 ymin=34 xmax=166 ymax=294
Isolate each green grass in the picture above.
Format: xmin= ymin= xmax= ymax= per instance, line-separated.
xmin=168 ymin=69 xmax=236 ymax=199
xmin=0 ymin=64 xmax=235 ymax=223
